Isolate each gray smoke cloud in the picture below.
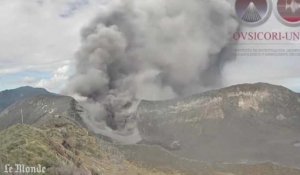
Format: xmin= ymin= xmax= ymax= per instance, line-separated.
xmin=66 ymin=0 xmax=238 ymax=142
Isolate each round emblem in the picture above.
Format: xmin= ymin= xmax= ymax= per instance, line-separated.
xmin=275 ymin=0 xmax=300 ymax=26
xmin=235 ymin=0 xmax=272 ymax=26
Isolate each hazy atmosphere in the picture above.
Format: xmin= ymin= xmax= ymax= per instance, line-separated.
xmin=0 ymin=0 xmax=300 ymax=93
xmin=1 ymin=1 xmax=300 ymax=174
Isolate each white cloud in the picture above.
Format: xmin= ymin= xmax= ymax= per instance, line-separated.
xmin=0 ymin=0 xmax=105 ymax=75
xmin=35 ymin=65 xmax=71 ymax=92
xmin=0 ymin=67 xmax=25 ymax=76
xmin=0 ymin=0 xmax=109 ymax=92
xmin=1 ymin=0 xmax=299 ymax=93
xmin=22 ymin=76 xmax=38 ymax=84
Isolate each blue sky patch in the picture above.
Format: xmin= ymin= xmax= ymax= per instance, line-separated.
xmin=0 ymin=71 xmax=51 ymax=91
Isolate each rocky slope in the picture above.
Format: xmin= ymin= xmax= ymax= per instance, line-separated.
xmin=0 ymin=117 xmax=183 ymax=175
xmin=0 ymin=86 xmax=51 ymax=113
xmin=136 ymin=83 xmax=300 ymax=168
xmin=0 ymin=93 xmax=86 ymax=131
xmin=1 ymin=115 xmax=299 ymax=175
xmin=1 ymin=83 xmax=300 ymax=174
xmin=121 ymin=144 xmax=300 ymax=175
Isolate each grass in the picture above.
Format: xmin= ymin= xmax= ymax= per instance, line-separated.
xmin=1 ymin=116 xmax=300 ymax=175
xmin=0 ymin=117 xmax=184 ymax=175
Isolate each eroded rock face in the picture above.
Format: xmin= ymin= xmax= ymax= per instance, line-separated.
xmin=0 ymin=94 xmax=85 ymax=130
xmin=136 ymin=83 xmax=300 ymax=168
xmin=0 ymin=86 xmax=51 ymax=113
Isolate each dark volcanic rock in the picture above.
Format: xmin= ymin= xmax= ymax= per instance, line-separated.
xmin=136 ymin=83 xmax=300 ymax=168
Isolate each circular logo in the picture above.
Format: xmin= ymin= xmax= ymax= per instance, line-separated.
xmin=275 ymin=0 xmax=300 ymax=26
xmin=235 ymin=0 xmax=272 ymax=26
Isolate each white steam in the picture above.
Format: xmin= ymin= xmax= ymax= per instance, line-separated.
xmin=66 ymin=0 xmax=238 ymax=142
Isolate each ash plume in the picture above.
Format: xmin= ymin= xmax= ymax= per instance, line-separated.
xmin=66 ymin=0 xmax=238 ymax=142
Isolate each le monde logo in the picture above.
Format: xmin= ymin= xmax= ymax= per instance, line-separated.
xmin=4 ymin=164 xmax=46 ymax=174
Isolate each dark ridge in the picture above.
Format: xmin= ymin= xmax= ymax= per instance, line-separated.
xmin=0 ymin=86 xmax=53 ymax=113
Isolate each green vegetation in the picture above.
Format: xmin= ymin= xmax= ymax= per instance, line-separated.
xmin=0 ymin=124 xmax=61 ymax=168
xmin=0 ymin=116 xmax=300 ymax=175
xmin=0 ymin=117 xmax=183 ymax=175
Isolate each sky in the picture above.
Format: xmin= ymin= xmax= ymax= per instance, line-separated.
xmin=0 ymin=0 xmax=299 ymax=93
xmin=0 ymin=0 xmax=108 ymax=92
